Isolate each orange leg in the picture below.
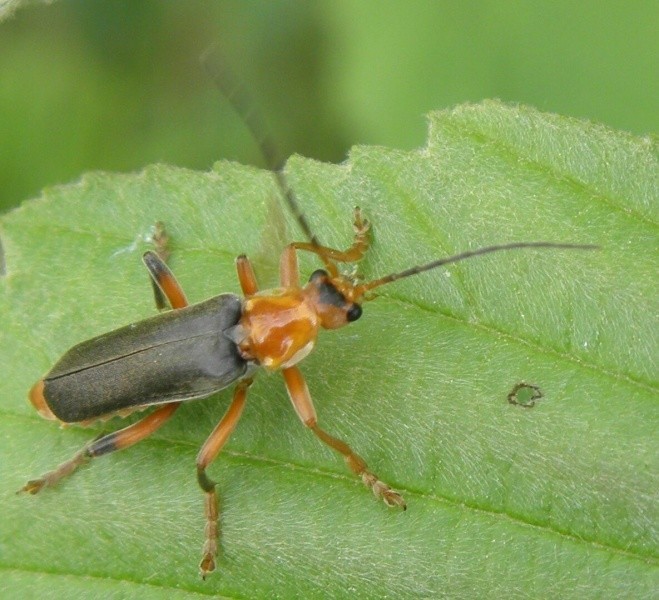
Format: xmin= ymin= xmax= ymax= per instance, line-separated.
xmin=279 ymin=245 xmax=300 ymax=288
xmin=21 ymin=230 xmax=190 ymax=495
xmin=290 ymin=207 xmax=371 ymax=277
xmin=236 ymin=254 xmax=259 ymax=296
xmin=143 ymin=222 xmax=189 ymax=310
xmin=282 ymin=366 xmax=406 ymax=509
xmin=20 ymin=403 xmax=180 ymax=494
xmin=196 ymin=378 xmax=253 ymax=579
xmin=143 ymin=250 xmax=189 ymax=310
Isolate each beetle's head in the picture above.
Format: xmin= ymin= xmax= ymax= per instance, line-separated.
xmin=304 ymin=269 xmax=363 ymax=330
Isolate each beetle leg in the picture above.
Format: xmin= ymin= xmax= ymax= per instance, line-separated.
xmin=142 ymin=250 xmax=189 ymax=310
xmin=279 ymin=244 xmax=300 ymax=288
xmin=236 ymin=255 xmax=259 ymax=296
xmin=146 ymin=222 xmax=176 ymax=310
xmin=290 ymin=207 xmax=371 ymax=275
xmin=151 ymin=220 xmax=171 ymax=263
xmin=196 ymin=378 xmax=253 ymax=579
xmin=282 ymin=366 xmax=406 ymax=509
xmin=20 ymin=402 xmax=180 ymax=495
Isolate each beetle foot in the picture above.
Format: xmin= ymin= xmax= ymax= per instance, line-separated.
xmin=18 ymin=478 xmax=48 ymax=495
xmin=352 ymin=206 xmax=370 ymax=235
xmin=361 ymin=471 xmax=407 ymax=510
xmin=199 ymin=546 xmax=216 ymax=580
xmin=199 ymin=490 xmax=219 ymax=579
xmin=18 ymin=448 xmax=90 ymax=495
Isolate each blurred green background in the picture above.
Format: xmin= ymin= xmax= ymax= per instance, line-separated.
xmin=1 ymin=0 xmax=657 ymax=214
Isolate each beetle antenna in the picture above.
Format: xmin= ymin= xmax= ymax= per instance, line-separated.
xmin=355 ymin=242 xmax=599 ymax=296
xmin=201 ymin=45 xmax=322 ymax=247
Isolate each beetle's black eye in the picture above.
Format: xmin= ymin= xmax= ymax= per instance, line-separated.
xmin=346 ymin=303 xmax=362 ymax=322
xmin=309 ymin=269 xmax=328 ymax=282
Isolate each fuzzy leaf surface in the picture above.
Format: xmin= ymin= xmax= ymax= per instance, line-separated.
xmin=1 ymin=102 xmax=657 ymax=599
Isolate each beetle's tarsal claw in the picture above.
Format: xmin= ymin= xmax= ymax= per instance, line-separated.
xmin=18 ymin=479 xmax=46 ymax=495
xmin=361 ymin=471 xmax=406 ymax=510
xmin=382 ymin=489 xmax=407 ymax=510
xmin=199 ymin=526 xmax=218 ymax=578
xmin=199 ymin=551 xmax=216 ymax=580
xmin=352 ymin=207 xmax=370 ymax=235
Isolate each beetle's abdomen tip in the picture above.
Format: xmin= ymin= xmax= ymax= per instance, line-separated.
xmin=29 ymin=379 xmax=57 ymax=421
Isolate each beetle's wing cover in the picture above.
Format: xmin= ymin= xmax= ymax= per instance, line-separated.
xmin=43 ymin=294 xmax=248 ymax=422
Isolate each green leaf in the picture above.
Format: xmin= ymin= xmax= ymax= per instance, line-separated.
xmin=1 ymin=101 xmax=657 ymax=598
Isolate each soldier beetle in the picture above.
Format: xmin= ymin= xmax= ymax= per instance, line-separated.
xmin=20 ymin=54 xmax=597 ymax=578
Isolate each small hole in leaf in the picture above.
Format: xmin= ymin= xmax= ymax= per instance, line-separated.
xmin=507 ymin=383 xmax=542 ymax=408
